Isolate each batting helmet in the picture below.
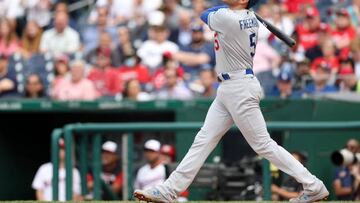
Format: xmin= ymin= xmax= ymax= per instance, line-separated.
xmin=247 ymin=0 xmax=259 ymax=9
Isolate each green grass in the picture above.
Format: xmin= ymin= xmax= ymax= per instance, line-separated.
xmin=0 ymin=201 xmax=354 ymax=203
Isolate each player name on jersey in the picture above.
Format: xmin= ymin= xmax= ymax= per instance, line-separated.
xmin=239 ymin=18 xmax=259 ymax=30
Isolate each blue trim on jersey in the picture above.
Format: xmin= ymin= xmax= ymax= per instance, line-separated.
xmin=200 ymin=5 xmax=228 ymax=25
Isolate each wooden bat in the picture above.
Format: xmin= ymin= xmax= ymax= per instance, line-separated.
xmin=254 ymin=13 xmax=296 ymax=48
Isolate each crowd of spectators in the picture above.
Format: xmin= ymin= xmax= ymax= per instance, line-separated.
xmin=0 ymin=0 xmax=360 ymax=101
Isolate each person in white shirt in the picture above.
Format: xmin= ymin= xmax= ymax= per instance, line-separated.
xmin=40 ymin=12 xmax=80 ymax=55
xmin=134 ymin=139 xmax=166 ymax=190
xmin=32 ymin=139 xmax=82 ymax=201
xmin=137 ymin=11 xmax=179 ymax=71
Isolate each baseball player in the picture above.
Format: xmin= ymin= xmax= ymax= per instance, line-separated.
xmin=134 ymin=0 xmax=329 ymax=202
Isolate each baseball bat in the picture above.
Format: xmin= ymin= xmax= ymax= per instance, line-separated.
xmin=254 ymin=13 xmax=296 ymax=48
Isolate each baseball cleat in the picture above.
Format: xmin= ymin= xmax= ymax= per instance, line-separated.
xmin=289 ymin=183 xmax=329 ymax=203
xmin=134 ymin=188 xmax=173 ymax=203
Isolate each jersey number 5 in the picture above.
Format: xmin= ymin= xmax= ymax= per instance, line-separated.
xmin=214 ymin=33 xmax=220 ymax=51
xmin=249 ymin=33 xmax=257 ymax=57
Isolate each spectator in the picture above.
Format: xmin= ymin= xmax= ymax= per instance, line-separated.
xmin=173 ymin=24 xmax=215 ymax=80
xmin=169 ymin=9 xmax=193 ymax=47
xmin=311 ymin=40 xmax=339 ymax=76
xmin=123 ymin=79 xmax=152 ymax=101
xmin=52 ymin=60 xmax=98 ymax=101
xmin=118 ymin=55 xmax=150 ymax=86
xmin=116 ymin=26 xmax=136 ymax=64
xmin=134 ymin=139 xmax=166 ymax=190
xmin=333 ymin=139 xmax=359 ymax=200
xmin=40 ymin=12 xmax=80 ymax=55
xmin=152 ymin=52 xmax=185 ymax=90
xmin=24 ymin=73 xmax=45 ymax=99
xmin=282 ymin=0 xmax=315 ymax=14
xmin=52 ymin=54 xmax=70 ymax=88
xmin=269 ymin=71 xmax=300 ymax=99
xmin=331 ymin=9 xmax=356 ymax=55
xmin=160 ymin=144 xmax=176 ymax=164
xmin=156 ymin=68 xmax=193 ymax=100
xmin=20 ymin=21 xmax=42 ymax=58
xmin=272 ymin=151 xmax=307 ymax=200
xmin=268 ymin=3 xmax=295 ymax=51
xmin=50 ymin=2 xmax=78 ymax=31
xmin=26 ymin=0 xmax=53 ymax=28
xmin=296 ymin=6 xmax=321 ymax=50
xmin=85 ymin=32 xmax=120 ymax=67
xmin=0 ymin=55 xmax=17 ymax=98
xmin=162 ymin=0 xmax=185 ymax=29
xmin=293 ymin=60 xmax=313 ymax=91
xmin=190 ymin=68 xmax=217 ymax=98
xmin=191 ymin=0 xmax=207 ymax=25
xmin=137 ymin=12 xmax=179 ymax=70
xmin=0 ymin=18 xmax=20 ymax=57
xmin=82 ymin=7 xmax=117 ymax=54
xmin=253 ymin=40 xmax=281 ymax=74
xmin=88 ymin=141 xmax=123 ymax=199
xmin=32 ymin=138 xmax=82 ymax=201
xmin=305 ymin=23 xmax=332 ymax=61
xmin=305 ymin=63 xmax=338 ymax=95
xmin=338 ymin=58 xmax=359 ymax=92
xmin=87 ymin=50 xmax=122 ymax=97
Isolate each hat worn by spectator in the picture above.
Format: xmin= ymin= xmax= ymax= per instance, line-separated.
xmin=55 ymin=54 xmax=69 ymax=63
xmin=191 ymin=24 xmax=204 ymax=32
xmin=161 ymin=144 xmax=176 ymax=161
xmin=319 ymin=23 xmax=330 ymax=32
xmin=336 ymin=8 xmax=350 ymax=17
xmin=306 ymin=7 xmax=320 ymax=18
xmin=278 ymin=71 xmax=292 ymax=83
xmin=102 ymin=141 xmax=118 ymax=153
xmin=59 ymin=138 xmax=65 ymax=149
xmin=144 ymin=139 xmax=161 ymax=152
xmin=148 ymin=11 xmax=166 ymax=27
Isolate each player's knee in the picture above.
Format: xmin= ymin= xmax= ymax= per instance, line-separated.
xmin=192 ymin=128 xmax=221 ymax=146
xmin=252 ymin=139 xmax=277 ymax=156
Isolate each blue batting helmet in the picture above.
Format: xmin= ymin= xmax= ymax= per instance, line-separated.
xmin=247 ymin=0 xmax=259 ymax=9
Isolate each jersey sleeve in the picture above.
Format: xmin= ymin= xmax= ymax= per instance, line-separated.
xmin=208 ymin=8 xmax=231 ymax=33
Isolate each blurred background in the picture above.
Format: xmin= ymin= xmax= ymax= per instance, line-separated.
xmin=0 ymin=0 xmax=360 ymax=201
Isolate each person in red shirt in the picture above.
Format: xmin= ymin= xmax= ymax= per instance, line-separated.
xmin=118 ymin=55 xmax=150 ymax=88
xmin=331 ymin=9 xmax=357 ymax=58
xmin=282 ymin=0 xmax=315 ymax=14
xmin=296 ymin=6 xmax=321 ymax=50
xmin=87 ymin=49 xmax=122 ymax=97
xmin=152 ymin=52 xmax=184 ymax=90
xmin=311 ymin=39 xmax=340 ymax=75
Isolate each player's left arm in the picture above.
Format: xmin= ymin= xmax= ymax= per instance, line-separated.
xmin=200 ymin=5 xmax=228 ymax=25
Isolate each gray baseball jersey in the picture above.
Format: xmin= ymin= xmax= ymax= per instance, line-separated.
xmin=208 ymin=8 xmax=259 ymax=73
